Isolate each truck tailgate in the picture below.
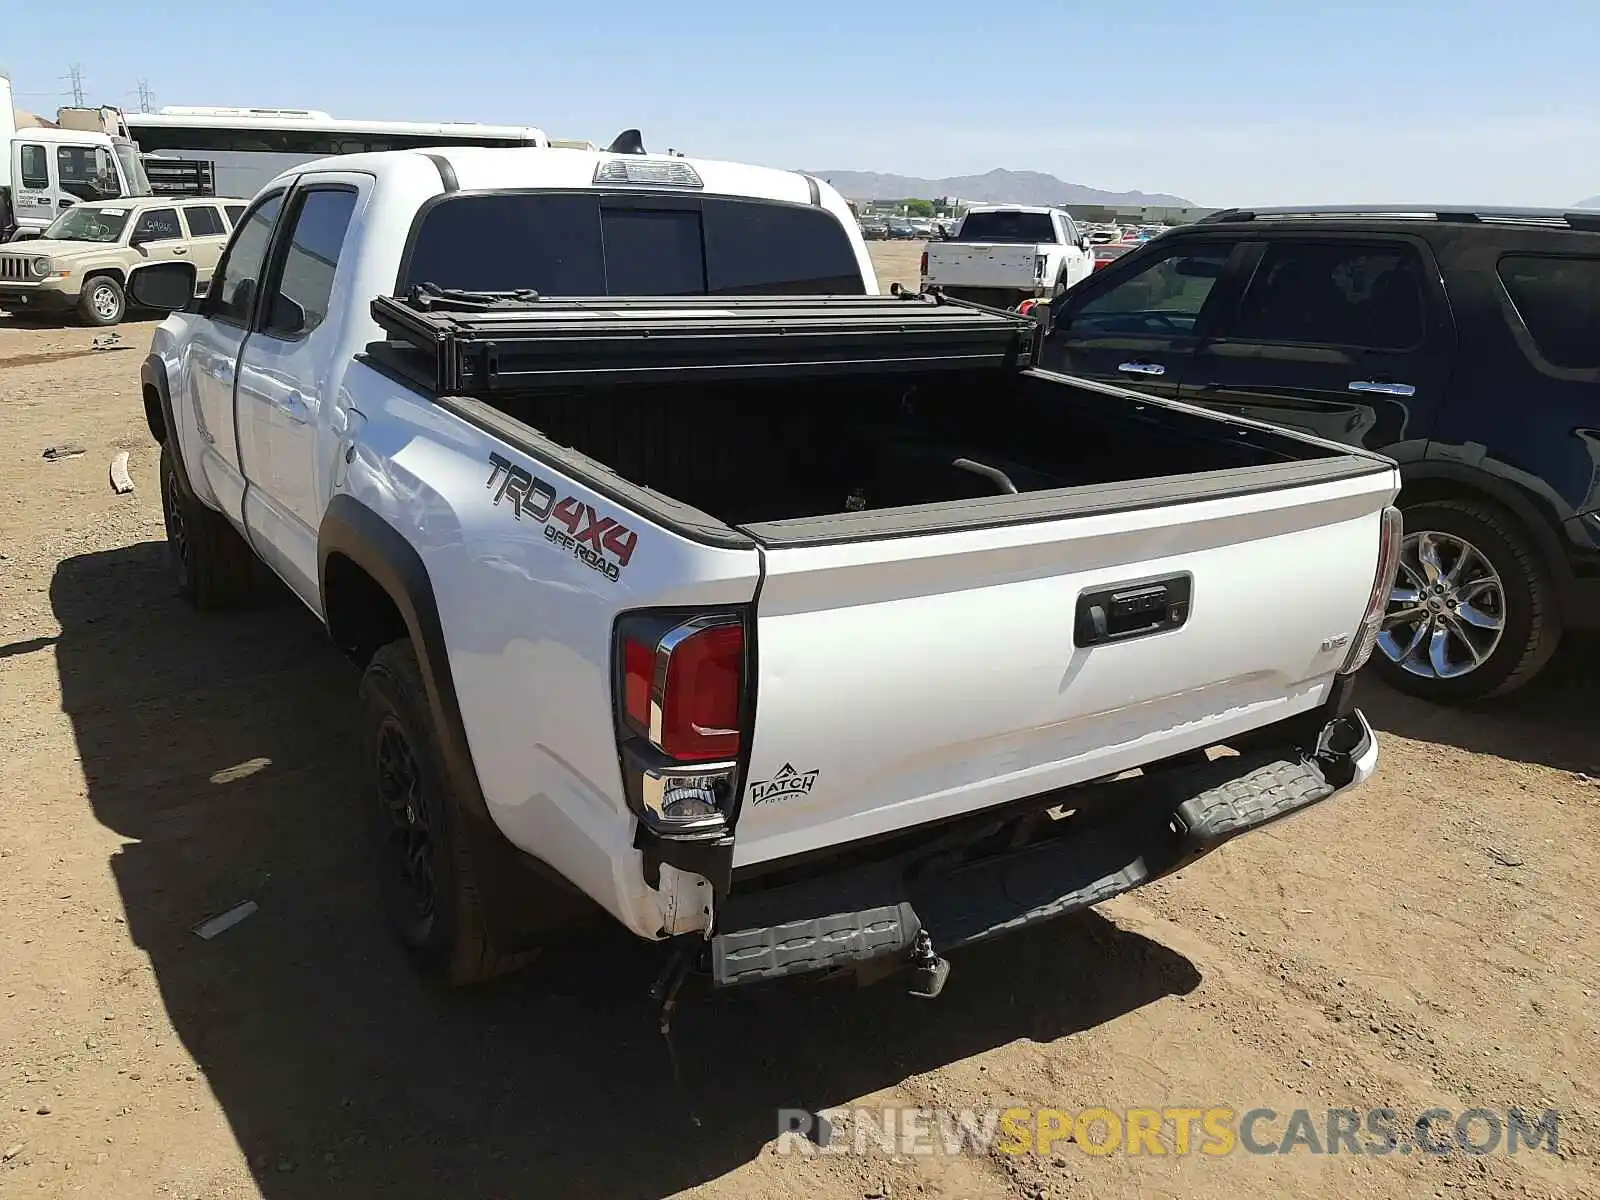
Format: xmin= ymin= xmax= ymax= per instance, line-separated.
xmin=925 ymin=243 xmax=1037 ymax=288
xmin=733 ymin=467 xmax=1395 ymax=867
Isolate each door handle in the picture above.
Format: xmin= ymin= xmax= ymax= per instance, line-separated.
xmin=1117 ymin=361 xmax=1166 ymax=377
xmin=58 ymin=199 xmax=73 ymax=208
xmin=1348 ymin=380 xmax=1415 ymax=397
xmin=172 ymin=246 xmax=188 ymax=255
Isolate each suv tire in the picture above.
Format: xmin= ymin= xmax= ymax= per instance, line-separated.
xmin=160 ymin=444 xmax=254 ymax=610
xmin=1372 ymin=498 xmax=1562 ymax=703
xmin=359 ymin=639 xmax=534 ymax=985
xmin=78 ymin=274 xmax=125 ymax=326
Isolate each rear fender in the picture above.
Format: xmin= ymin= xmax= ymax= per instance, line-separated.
xmin=332 ymin=379 xmax=763 ymax=938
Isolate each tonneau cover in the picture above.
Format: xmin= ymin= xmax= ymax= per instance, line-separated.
xmin=367 ymin=292 xmax=1040 ymax=394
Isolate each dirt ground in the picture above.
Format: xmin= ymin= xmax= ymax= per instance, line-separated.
xmin=2 ymin=244 xmax=1598 ymax=1200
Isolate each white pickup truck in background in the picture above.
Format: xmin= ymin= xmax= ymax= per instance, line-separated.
xmin=921 ymin=204 xmax=1095 ymax=309
xmin=133 ymin=142 xmax=1397 ymax=1003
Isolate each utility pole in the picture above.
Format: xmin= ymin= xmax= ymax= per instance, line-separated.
xmin=136 ymin=80 xmax=154 ymax=113
xmin=65 ymin=64 xmax=86 ymax=106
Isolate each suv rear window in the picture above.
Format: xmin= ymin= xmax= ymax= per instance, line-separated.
xmin=400 ymin=193 xmax=865 ymax=297
xmin=1496 ymin=254 xmax=1600 ymax=370
xmin=955 ymin=211 xmax=1056 ymax=243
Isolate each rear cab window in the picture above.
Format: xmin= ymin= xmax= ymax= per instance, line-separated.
xmin=398 ymin=192 xmax=866 ymax=297
xmin=1496 ymin=254 xmax=1600 ymax=370
xmin=955 ymin=211 xmax=1057 ymax=243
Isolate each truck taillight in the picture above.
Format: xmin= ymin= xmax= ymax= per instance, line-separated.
xmin=615 ymin=611 xmax=750 ymax=836
xmin=623 ymin=621 xmax=742 ymax=760
xmin=1340 ymin=506 xmax=1404 ymax=675
xmin=919 ymin=249 xmax=928 ymax=277
xmin=1034 ymin=253 xmax=1048 ymax=280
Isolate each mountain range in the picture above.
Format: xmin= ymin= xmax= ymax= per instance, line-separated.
xmin=809 ymin=168 xmax=1192 ymax=207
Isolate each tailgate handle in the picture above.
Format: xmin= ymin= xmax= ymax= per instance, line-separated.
xmin=1074 ymin=574 xmax=1192 ymax=647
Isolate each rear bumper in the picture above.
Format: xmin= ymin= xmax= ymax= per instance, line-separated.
xmin=709 ymin=706 xmax=1376 ymax=988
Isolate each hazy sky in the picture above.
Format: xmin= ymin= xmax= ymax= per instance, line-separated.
xmin=8 ymin=0 xmax=1598 ymax=206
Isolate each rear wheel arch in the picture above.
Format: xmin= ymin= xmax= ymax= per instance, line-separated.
xmin=141 ymin=379 xmax=166 ymax=446
xmin=318 ymin=495 xmax=586 ymax=957
xmin=1397 ymin=463 xmax=1576 ymax=607
xmin=318 ymin=496 xmax=502 ymax=832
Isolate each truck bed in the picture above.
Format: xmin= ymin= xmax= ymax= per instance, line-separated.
xmin=364 ymin=292 xmax=1396 ymax=867
xmin=366 ymin=292 xmax=1377 ymax=547
xmin=487 ymin=366 xmax=1349 ymax=537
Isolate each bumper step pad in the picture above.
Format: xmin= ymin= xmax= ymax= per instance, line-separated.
xmin=710 ymin=738 xmax=1358 ymax=988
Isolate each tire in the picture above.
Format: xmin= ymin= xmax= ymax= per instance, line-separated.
xmin=77 ymin=274 xmax=125 ymax=326
xmin=1052 ymin=268 xmax=1069 ymax=300
xmin=359 ymin=640 xmax=533 ymax=985
xmin=159 ymin=443 xmax=254 ymax=610
xmin=1370 ymin=498 xmax=1562 ymax=703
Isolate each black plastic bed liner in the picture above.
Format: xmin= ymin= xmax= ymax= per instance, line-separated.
xmin=367 ymin=292 xmax=1041 ymax=395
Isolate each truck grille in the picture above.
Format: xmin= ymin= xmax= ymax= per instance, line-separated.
xmin=0 ymin=257 xmax=35 ymax=281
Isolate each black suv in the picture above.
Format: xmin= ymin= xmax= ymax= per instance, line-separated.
xmin=1042 ymin=205 xmax=1600 ymax=704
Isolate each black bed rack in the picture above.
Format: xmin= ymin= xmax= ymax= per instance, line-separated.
xmin=367 ymin=292 xmax=1042 ymax=395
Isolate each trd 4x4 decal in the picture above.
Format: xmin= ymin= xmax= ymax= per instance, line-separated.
xmin=485 ymin=452 xmax=637 ymax=581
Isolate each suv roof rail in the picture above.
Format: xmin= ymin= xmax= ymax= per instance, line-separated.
xmin=1197 ymin=204 xmax=1600 ymax=233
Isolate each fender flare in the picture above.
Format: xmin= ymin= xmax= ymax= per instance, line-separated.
xmin=139 ymin=353 xmax=187 ymax=484
xmin=317 ymin=494 xmax=588 ymax=949
xmin=1399 ymin=459 xmax=1577 ymax=609
xmin=317 ymin=495 xmax=489 ymax=823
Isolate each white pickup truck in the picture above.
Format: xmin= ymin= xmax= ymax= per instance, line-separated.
xmin=132 ymin=143 xmax=1397 ymax=1000
xmin=921 ymin=204 xmax=1096 ymax=310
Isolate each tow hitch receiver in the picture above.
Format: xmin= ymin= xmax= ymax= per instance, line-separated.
xmin=905 ymin=929 xmax=950 ymax=999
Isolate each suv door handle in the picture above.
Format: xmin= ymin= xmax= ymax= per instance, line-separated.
xmin=1118 ymin=361 xmax=1166 ymax=377
xmin=1348 ymin=380 xmax=1415 ymax=397
xmin=172 ymin=246 xmax=188 ymax=255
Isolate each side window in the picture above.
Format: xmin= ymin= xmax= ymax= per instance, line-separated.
xmin=1230 ymin=242 xmax=1426 ymax=350
xmin=1067 ymin=244 xmax=1233 ymax=337
xmin=182 ymin=206 xmax=225 ymax=238
xmin=131 ymin=208 xmax=184 ymax=244
xmin=19 ymin=144 xmax=49 ymax=190
xmin=224 ymin=204 xmax=246 ymax=227
xmin=56 ymin=146 xmax=122 ymax=201
xmin=1496 ymin=255 xmax=1600 ymax=371
xmin=208 ymin=191 xmax=286 ymax=327
xmin=259 ymin=188 xmax=358 ymax=338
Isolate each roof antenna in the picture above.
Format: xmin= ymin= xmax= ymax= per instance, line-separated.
xmin=606 ymin=128 xmax=646 ymax=155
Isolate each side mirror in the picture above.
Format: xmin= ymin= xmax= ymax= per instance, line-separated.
xmin=127 ymin=262 xmax=198 ymax=313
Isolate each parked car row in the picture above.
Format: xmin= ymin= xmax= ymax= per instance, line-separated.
xmin=859 ymin=215 xmax=944 ymax=240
